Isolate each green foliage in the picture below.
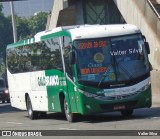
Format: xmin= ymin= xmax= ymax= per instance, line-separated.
xmin=0 ymin=4 xmax=48 ymax=78
xmin=16 ymin=12 xmax=49 ymax=40
xmin=0 ymin=8 xmax=13 ymax=59
xmin=28 ymin=12 xmax=49 ymax=37
xmin=16 ymin=16 xmax=31 ymax=40
xmin=0 ymin=3 xmax=3 ymax=12
xmin=0 ymin=4 xmax=13 ymax=78
xmin=1 ymin=62 xmax=6 ymax=78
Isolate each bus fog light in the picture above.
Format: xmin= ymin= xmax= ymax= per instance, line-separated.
xmin=85 ymin=104 xmax=91 ymax=109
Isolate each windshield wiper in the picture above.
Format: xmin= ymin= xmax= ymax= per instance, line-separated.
xmin=109 ymin=40 xmax=134 ymax=81
xmin=117 ymin=62 xmax=134 ymax=79
xmin=98 ymin=64 xmax=113 ymax=87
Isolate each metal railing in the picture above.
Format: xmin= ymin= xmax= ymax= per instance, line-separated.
xmin=147 ymin=0 xmax=160 ymax=19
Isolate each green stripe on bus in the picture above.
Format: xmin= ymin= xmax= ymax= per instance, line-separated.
xmin=41 ymin=31 xmax=71 ymax=41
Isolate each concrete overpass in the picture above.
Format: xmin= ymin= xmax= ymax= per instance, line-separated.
xmin=47 ymin=0 xmax=160 ymax=97
xmin=48 ymin=0 xmax=160 ymax=68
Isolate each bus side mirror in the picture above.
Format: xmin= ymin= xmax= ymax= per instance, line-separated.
xmin=142 ymin=35 xmax=150 ymax=54
xmin=145 ymin=42 xmax=150 ymax=54
xmin=69 ymin=51 xmax=76 ymax=65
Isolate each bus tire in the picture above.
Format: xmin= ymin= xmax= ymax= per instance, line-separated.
xmin=26 ymin=96 xmax=38 ymax=120
xmin=64 ymin=98 xmax=76 ymax=122
xmin=121 ymin=109 xmax=133 ymax=117
xmin=39 ymin=112 xmax=47 ymax=118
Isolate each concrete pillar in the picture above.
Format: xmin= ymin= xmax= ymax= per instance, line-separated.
xmin=114 ymin=0 xmax=160 ymax=70
xmin=49 ymin=0 xmax=69 ymax=29
xmin=157 ymin=0 xmax=160 ymax=4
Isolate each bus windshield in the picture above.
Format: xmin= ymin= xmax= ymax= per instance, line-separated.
xmin=74 ymin=34 xmax=150 ymax=86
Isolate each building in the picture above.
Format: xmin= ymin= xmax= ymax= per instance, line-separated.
xmin=1 ymin=0 xmax=53 ymax=17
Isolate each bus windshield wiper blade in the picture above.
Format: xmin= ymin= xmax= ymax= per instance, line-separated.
xmin=109 ymin=40 xmax=133 ymax=81
xmin=117 ymin=62 xmax=134 ymax=79
xmin=98 ymin=64 xmax=113 ymax=87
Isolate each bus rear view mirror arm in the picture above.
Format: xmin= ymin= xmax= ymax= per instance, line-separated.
xmin=69 ymin=51 xmax=76 ymax=65
xmin=142 ymin=35 xmax=150 ymax=54
xmin=145 ymin=42 xmax=150 ymax=54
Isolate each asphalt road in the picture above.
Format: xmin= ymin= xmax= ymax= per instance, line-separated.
xmin=0 ymin=103 xmax=160 ymax=139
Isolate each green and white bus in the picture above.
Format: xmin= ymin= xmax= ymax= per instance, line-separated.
xmin=6 ymin=24 xmax=152 ymax=122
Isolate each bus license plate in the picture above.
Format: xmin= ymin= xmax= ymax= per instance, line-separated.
xmin=114 ymin=105 xmax=126 ymax=110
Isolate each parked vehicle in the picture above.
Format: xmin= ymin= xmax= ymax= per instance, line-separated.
xmin=0 ymin=78 xmax=10 ymax=103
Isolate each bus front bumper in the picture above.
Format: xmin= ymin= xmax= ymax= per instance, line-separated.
xmin=76 ymin=86 xmax=152 ymax=115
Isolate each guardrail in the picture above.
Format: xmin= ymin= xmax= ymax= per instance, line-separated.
xmin=147 ymin=0 xmax=160 ymax=19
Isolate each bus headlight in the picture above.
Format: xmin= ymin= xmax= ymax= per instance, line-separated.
xmin=138 ymin=84 xmax=150 ymax=92
xmin=78 ymin=89 xmax=97 ymax=98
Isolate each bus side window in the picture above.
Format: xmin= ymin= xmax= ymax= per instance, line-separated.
xmin=63 ymin=36 xmax=73 ymax=79
xmin=40 ymin=38 xmax=63 ymax=70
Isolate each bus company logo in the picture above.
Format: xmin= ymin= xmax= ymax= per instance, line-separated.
xmin=94 ymin=52 xmax=104 ymax=63
xmin=115 ymin=95 xmax=123 ymax=100
xmin=38 ymin=75 xmax=59 ymax=86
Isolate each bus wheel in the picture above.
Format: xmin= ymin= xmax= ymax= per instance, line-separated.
xmin=64 ymin=98 xmax=75 ymax=122
xmin=121 ymin=109 xmax=133 ymax=117
xmin=39 ymin=112 xmax=47 ymax=118
xmin=26 ymin=96 xmax=38 ymax=120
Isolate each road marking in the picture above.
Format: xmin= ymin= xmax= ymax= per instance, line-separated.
xmin=150 ymin=117 xmax=159 ymax=119
xmin=145 ymin=117 xmax=159 ymax=119
xmin=7 ymin=122 xmax=23 ymax=125
xmin=59 ymin=128 xmax=78 ymax=130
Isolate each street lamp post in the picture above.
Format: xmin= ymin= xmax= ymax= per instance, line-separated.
xmin=10 ymin=1 xmax=17 ymax=43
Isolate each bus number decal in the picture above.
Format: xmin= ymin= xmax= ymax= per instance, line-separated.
xmin=38 ymin=76 xmax=59 ymax=86
xmin=78 ymin=40 xmax=107 ymax=49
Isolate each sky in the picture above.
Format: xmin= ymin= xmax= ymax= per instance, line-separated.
xmin=1 ymin=0 xmax=54 ymax=17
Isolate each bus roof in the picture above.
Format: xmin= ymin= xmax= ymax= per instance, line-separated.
xmin=39 ymin=24 xmax=141 ymax=41
xmin=68 ymin=24 xmax=141 ymax=40
xmin=7 ymin=24 xmax=141 ymax=48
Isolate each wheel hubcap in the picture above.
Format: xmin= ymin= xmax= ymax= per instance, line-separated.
xmin=27 ymin=99 xmax=32 ymax=116
xmin=65 ymin=101 xmax=69 ymax=114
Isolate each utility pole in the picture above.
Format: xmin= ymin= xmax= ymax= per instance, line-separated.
xmin=10 ymin=1 xmax=17 ymax=43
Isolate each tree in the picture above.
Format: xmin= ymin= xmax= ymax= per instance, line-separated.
xmin=0 ymin=6 xmax=49 ymax=78
xmin=0 ymin=14 xmax=13 ymax=57
xmin=0 ymin=5 xmax=13 ymax=58
xmin=0 ymin=3 xmax=3 ymax=12
xmin=16 ymin=12 xmax=49 ymax=40
xmin=0 ymin=4 xmax=13 ymax=78
xmin=27 ymin=12 xmax=49 ymax=37
xmin=16 ymin=16 xmax=30 ymax=40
